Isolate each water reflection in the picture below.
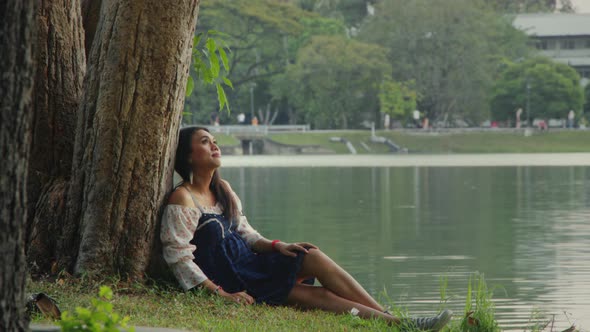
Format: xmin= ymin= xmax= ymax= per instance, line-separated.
xmin=222 ymin=166 xmax=590 ymax=331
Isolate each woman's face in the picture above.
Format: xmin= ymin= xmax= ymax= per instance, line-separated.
xmin=189 ymin=129 xmax=221 ymax=171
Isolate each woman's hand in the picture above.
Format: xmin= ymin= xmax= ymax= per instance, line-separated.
xmin=218 ymin=289 xmax=255 ymax=305
xmin=275 ymin=242 xmax=318 ymax=257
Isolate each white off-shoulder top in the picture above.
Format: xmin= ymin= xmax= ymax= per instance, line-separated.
xmin=160 ymin=192 xmax=263 ymax=291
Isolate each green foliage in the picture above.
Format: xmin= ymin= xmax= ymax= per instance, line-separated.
xmin=488 ymin=17 xmax=532 ymax=63
xmin=59 ymin=286 xmax=134 ymax=332
xmin=584 ymin=84 xmax=590 ymax=114
xmin=291 ymin=16 xmax=346 ymax=52
xmin=187 ymin=30 xmax=233 ymax=113
xmin=274 ymin=35 xmax=390 ymax=128
xmin=491 ymin=57 xmax=584 ymax=121
xmin=297 ymin=0 xmax=371 ymax=27
xmin=360 ymin=0 xmax=532 ymax=124
xmin=185 ymin=0 xmax=548 ymax=128
xmin=203 ymin=0 xmax=307 ymax=35
xmin=183 ymin=0 xmax=316 ymax=125
xmin=379 ymin=78 xmax=418 ymax=121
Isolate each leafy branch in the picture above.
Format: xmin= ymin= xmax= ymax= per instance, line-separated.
xmin=186 ymin=30 xmax=233 ymax=113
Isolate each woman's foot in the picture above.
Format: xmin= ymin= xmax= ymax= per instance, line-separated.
xmin=401 ymin=309 xmax=453 ymax=331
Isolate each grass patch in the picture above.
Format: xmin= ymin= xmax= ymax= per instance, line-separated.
xmin=458 ymin=274 xmax=500 ymax=332
xmin=268 ymin=130 xmax=590 ymax=154
xmin=212 ymin=133 xmax=239 ymax=146
xmin=27 ymin=273 xmax=569 ymax=331
xmin=382 ymin=131 xmax=590 ymax=154
xmin=28 ymin=277 xmax=391 ymax=331
xmin=270 ymin=132 xmax=391 ymax=154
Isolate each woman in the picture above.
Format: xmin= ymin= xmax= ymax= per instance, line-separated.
xmin=161 ymin=127 xmax=452 ymax=331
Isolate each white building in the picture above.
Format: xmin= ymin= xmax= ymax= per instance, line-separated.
xmin=513 ymin=13 xmax=590 ymax=85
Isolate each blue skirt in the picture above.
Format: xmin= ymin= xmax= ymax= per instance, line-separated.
xmin=192 ymin=212 xmax=312 ymax=305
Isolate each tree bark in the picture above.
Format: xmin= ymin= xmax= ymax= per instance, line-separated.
xmin=64 ymin=0 xmax=200 ymax=278
xmin=26 ymin=0 xmax=86 ymax=274
xmin=0 ymin=0 xmax=36 ymax=330
xmin=81 ymin=0 xmax=102 ymax=59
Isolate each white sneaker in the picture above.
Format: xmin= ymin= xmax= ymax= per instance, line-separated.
xmin=403 ymin=309 xmax=453 ymax=331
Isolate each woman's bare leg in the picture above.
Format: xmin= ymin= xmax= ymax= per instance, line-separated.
xmin=286 ymin=284 xmax=399 ymax=324
xmin=297 ymin=248 xmax=385 ymax=311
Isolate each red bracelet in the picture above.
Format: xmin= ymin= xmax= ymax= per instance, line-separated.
xmin=271 ymin=240 xmax=281 ymax=251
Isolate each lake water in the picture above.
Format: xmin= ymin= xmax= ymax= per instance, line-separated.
xmin=220 ymin=163 xmax=590 ymax=331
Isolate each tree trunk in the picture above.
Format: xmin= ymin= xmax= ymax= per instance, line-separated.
xmin=63 ymin=0 xmax=200 ymax=278
xmin=81 ymin=0 xmax=102 ymax=59
xmin=26 ymin=0 xmax=86 ymax=275
xmin=0 ymin=0 xmax=36 ymax=330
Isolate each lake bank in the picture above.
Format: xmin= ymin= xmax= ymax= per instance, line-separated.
xmin=213 ymin=129 xmax=590 ymax=155
xmin=27 ymin=276 xmax=537 ymax=332
xmin=220 ymin=153 xmax=590 ymax=167
xmin=268 ymin=130 xmax=590 ymax=154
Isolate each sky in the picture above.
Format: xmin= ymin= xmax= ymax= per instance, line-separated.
xmin=571 ymin=0 xmax=590 ymax=13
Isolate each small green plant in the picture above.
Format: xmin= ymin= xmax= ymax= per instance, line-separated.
xmin=439 ymin=274 xmax=451 ymax=310
xmin=461 ymin=273 xmax=500 ymax=332
xmin=525 ymin=307 xmax=549 ymax=332
xmin=59 ymin=286 xmax=134 ymax=332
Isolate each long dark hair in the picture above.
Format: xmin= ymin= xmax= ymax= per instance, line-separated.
xmin=175 ymin=126 xmax=239 ymax=221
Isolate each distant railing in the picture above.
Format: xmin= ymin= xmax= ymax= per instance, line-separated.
xmin=186 ymin=124 xmax=310 ymax=136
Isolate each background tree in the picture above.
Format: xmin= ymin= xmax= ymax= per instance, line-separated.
xmin=490 ymin=57 xmax=584 ymax=122
xmin=584 ymin=84 xmax=590 ymax=116
xmin=26 ymin=0 xmax=86 ymax=275
xmin=1 ymin=0 xmax=36 ymax=330
xmin=185 ymin=0 xmax=313 ymax=125
xmin=270 ymin=16 xmax=348 ymax=125
xmin=360 ymin=0 xmax=531 ymax=125
xmin=378 ymin=79 xmax=418 ymax=126
xmin=274 ymin=35 xmax=389 ymax=129
xmin=291 ymin=16 xmax=347 ymax=55
xmin=295 ymin=0 xmax=375 ymax=28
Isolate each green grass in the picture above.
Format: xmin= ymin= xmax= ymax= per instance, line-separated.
xmin=266 ymin=130 xmax=590 ymax=154
xmin=213 ymin=133 xmax=240 ymax=146
xmin=459 ymin=274 xmax=499 ymax=332
xmin=382 ymin=131 xmax=590 ymax=153
xmin=27 ymin=273 xmax=565 ymax=332
xmin=28 ymin=277 xmax=391 ymax=331
xmin=270 ymin=132 xmax=391 ymax=154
